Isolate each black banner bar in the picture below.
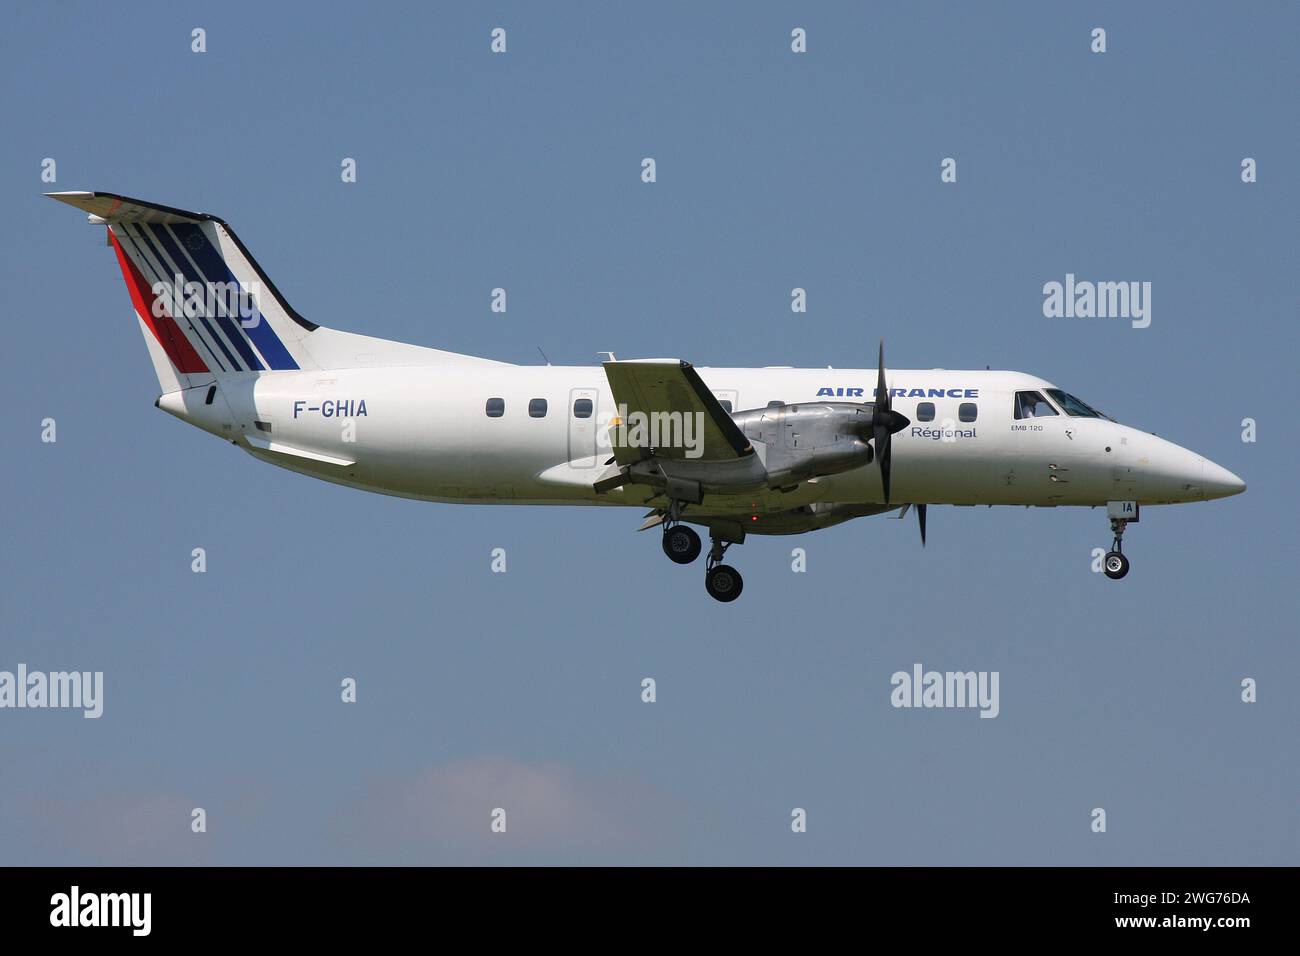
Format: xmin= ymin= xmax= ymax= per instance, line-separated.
xmin=0 ymin=866 xmax=1283 ymax=941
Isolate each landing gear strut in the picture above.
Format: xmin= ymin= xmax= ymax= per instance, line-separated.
xmin=704 ymin=533 xmax=744 ymax=602
xmin=1103 ymin=518 xmax=1131 ymax=580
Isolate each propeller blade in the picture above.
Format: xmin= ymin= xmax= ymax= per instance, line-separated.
xmin=876 ymin=339 xmax=889 ymax=414
xmin=872 ymin=339 xmax=904 ymax=503
xmin=877 ymin=430 xmax=892 ymax=503
xmin=916 ymin=503 xmax=927 ymax=547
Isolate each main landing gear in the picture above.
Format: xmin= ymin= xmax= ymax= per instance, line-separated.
xmin=661 ymin=524 xmax=702 ymax=564
xmin=703 ymin=535 xmax=743 ymax=603
xmin=660 ymin=498 xmax=702 ymax=565
xmin=1103 ymin=518 xmax=1131 ymax=580
xmin=658 ymin=501 xmax=745 ymax=602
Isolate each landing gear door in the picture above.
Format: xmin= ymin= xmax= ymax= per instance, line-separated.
xmin=568 ymin=387 xmax=599 ymax=468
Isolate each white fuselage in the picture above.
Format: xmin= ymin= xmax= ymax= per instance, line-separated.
xmin=161 ymin=365 xmax=1243 ymax=522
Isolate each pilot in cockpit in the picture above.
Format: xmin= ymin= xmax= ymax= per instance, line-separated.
xmin=1016 ymin=391 xmax=1055 ymax=419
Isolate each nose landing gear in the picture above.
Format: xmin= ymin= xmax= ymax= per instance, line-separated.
xmin=1103 ymin=518 xmax=1131 ymax=580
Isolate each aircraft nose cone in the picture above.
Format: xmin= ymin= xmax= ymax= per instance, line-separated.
xmin=1132 ymin=432 xmax=1245 ymax=503
xmin=1201 ymin=458 xmax=1246 ymax=499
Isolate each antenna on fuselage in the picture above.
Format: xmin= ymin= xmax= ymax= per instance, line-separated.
xmin=537 ymin=346 xmax=552 ymax=366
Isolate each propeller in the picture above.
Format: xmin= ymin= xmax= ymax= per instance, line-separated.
xmin=894 ymin=502 xmax=928 ymax=547
xmin=870 ymin=340 xmax=910 ymax=503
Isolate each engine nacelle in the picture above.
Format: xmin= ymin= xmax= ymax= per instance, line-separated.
xmin=609 ymin=401 xmax=879 ymax=499
xmin=731 ymin=402 xmax=876 ymax=488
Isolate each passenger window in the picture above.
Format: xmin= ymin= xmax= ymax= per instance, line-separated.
xmin=573 ymin=398 xmax=592 ymax=418
xmin=485 ymin=398 xmax=505 ymax=417
xmin=916 ymin=402 xmax=935 ymax=422
xmin=718 ymin=399 xmax=733 ymax=413
xmin=1014 ymin=390 xmax=1058 ymax=419
xmin=528 ymin=398 xmax=548 ymax=418
xmin=958 ymin=402 xmax=978 ymax=423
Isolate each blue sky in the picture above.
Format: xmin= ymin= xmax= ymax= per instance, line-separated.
xmin=1 ymin=1 xmax=1295 ymax=864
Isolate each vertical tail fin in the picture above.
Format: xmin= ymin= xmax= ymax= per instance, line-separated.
xmin=50 ymin=191 xmax=515 ymax=382
xmin=47 ymin=191 xmax=320 ymax=385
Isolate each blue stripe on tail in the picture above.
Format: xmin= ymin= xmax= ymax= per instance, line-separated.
xmin=130 ymin=224 xmax=240 ymax=373
xmin=170 ymin=223 xmax=299 ymax=371
xmin=145 ymin=224 xmax=258 ymax=372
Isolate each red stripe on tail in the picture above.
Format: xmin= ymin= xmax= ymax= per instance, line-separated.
xmin=108 ymin=229 xmax=209 ymax=374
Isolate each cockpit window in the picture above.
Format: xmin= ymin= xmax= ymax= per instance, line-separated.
xmin=1045 ymin=388 xmax=1110 ymax=419
xmin=1014 ymin=390 xmax=1058 ymax=419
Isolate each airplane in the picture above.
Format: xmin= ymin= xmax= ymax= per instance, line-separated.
xmin=49 ymin=191 xmax=1246 ymax=602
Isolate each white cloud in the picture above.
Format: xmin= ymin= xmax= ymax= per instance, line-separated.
xmin=342 ymin=755 xmax=682 ymax=863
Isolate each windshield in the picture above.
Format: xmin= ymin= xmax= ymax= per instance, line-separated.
xmin=1045 ymin=388 xmax=1111 ymax=420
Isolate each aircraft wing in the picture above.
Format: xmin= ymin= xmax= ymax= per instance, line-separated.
xmin=602 ymin=359 xmax=753 ymax=465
